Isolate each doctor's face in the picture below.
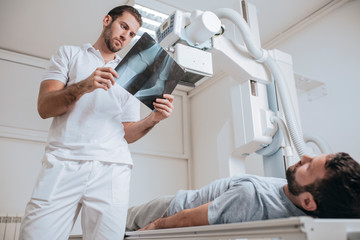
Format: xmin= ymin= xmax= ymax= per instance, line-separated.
xmin=286 ymin=154 xmax=327 ymax=196
xmin=103 ymin=11 xmax=140 ymax=52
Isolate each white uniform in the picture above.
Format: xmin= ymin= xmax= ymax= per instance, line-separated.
xmin=19 ymin=44 xmax=140 ymax=240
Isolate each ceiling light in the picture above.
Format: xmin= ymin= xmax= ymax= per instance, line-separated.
xmin=134 ymin=4 xmax=169 ymax=40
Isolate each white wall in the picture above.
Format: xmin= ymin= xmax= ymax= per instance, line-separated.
xmin=0 ymin=0 xmax=128 ymax=59
xmin=275 ymin=0 xmax=360 ymax=161
xmin=188 ymin=74 xmax=265 ymax=189
xmin=189 ymin=75 xmax=238 ymax=188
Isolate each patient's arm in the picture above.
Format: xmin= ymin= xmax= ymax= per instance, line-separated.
xmin=139 ymin=202 xmax=211 ymax=230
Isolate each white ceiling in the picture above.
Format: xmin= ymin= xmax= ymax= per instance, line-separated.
xmin=154 ymin=0 xmax=332 ymax=44
xmin=0 ymin=0 xmax=338 ymax=59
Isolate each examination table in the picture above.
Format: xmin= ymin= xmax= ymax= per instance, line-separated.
xmin=68 ymin=216 xmax=360 ymax=240
xmin=124 ymin=217 xmax=360 ymax=240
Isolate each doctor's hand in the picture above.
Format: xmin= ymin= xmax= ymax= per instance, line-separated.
xmin=152 ymin=94 xmax=174 ymax=122
xmin=81 ymin=67 xmax=118 ymax=93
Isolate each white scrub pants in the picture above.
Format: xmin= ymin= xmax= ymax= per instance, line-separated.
xmin=19 ymin=153 xmax=132 ymax=240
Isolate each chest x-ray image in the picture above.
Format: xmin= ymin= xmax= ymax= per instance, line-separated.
xmin=115 ymin=32 xmax=185 ymax=110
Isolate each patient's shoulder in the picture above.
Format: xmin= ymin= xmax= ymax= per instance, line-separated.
xmin=231 ymin=174 xmax=285 ymax=184
xmin=230 ymin=175 xmax=286 ymax=194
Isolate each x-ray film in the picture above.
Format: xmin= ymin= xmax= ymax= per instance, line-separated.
xmin=115 ymin=32 xmax=185 ymax=110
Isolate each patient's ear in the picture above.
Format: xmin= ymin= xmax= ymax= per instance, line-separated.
xmin=298 ymin=192 xmax=317 ymax=212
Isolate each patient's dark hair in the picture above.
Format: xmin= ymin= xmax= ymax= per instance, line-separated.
xmin=107 ymin=5 xmax=142 ymax=26
xmin=304 ymin=152 xmax=360 ymax=218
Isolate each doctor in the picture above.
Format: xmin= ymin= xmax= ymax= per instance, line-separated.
xmin=19 ymin=5 xmax=174 ymax=240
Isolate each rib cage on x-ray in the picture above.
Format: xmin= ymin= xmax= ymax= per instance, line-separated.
xmin=115 ymin=33 xmax=185 ymax=110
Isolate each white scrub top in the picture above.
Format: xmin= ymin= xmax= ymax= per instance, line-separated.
xmin=42 ymin=44 xmax=140 ymax=164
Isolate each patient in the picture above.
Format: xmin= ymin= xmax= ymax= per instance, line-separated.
xmin=126 ymin=152 xmax=360 ymax=231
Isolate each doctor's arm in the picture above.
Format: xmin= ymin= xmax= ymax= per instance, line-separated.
xmin=37 ymin=67 xmax=118 ymax=119
xmin=140 ymin=202 xmax=211 ymax=230
xmin=123 ymin=94 xmax=174 ymax=143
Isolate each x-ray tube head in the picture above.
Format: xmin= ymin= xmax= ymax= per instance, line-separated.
xmin=185 ymin=11 xmax=221 ymax=45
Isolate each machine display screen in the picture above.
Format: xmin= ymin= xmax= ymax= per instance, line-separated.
xmin=161 ymin=20 xmax=169 ymax=32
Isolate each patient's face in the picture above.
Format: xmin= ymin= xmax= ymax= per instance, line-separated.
xmin=286 ymin=154 xmax=327 ymax=195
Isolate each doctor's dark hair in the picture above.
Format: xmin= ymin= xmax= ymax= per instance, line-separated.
xmin=107 ymin=5 xmax=143 ymax=26
xmin=305 ymin=152 xmax=360 ymax=218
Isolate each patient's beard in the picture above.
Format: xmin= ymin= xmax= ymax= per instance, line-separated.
xmin=286 ymin=164 xmax=306 ymax=196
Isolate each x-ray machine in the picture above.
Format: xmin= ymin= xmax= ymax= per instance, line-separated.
xmin=156 ymin=2 xmax=311 ymax=178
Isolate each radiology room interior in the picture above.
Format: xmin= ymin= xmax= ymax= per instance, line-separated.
xmin=0 ymin=0 xmax=359 ymax=237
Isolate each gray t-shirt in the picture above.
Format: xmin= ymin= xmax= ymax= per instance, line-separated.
xmin=168 ymin=174 xmax=307 ymax=224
